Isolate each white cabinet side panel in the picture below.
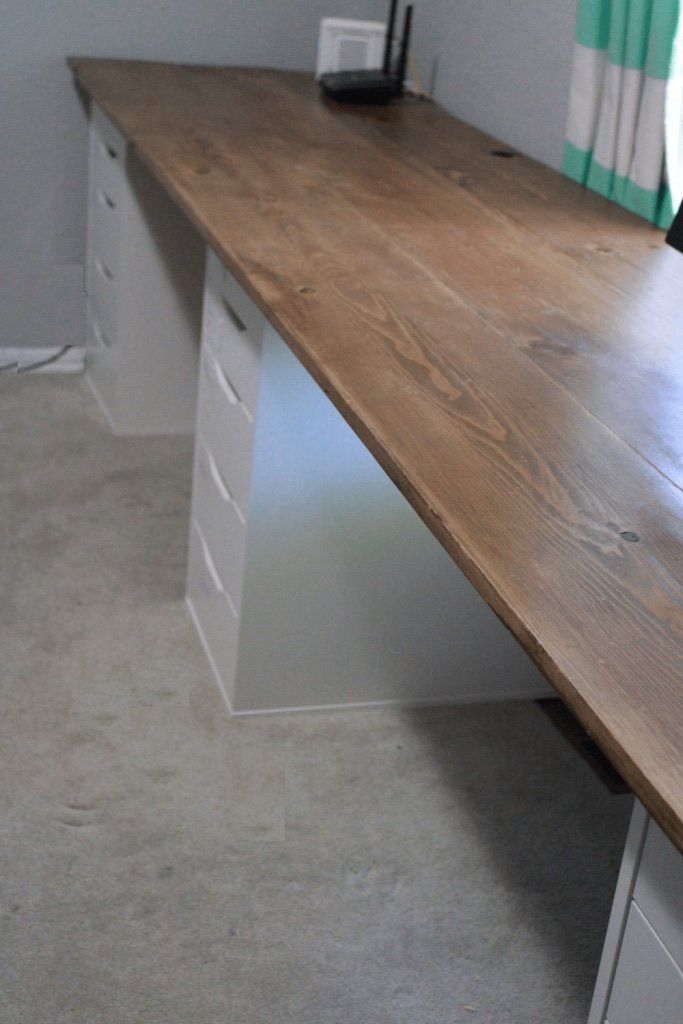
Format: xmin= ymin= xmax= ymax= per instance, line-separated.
xmin=606 ymin=903 xmax=683 ymax=1024
xmin=233 ymin=327 xmax=552 ymax=713
xmin=111 ymin=150 xmax=204 ymax=434
xmin=588 ymin=801 xmax=649 ymax=1024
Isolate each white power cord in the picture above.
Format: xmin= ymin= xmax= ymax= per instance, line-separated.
xmin=0 ymin=346 xmax=75 ymax=375
xmin=17 ymin=345 xmax=73 ymax=374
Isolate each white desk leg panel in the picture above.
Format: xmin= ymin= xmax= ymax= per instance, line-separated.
xmin=188 ymin=248 xmax=552 ymax=713
xmin=589 ymin=801 xmax=683 ymax=1024
xmin=85 ymin=104 xmax=204 ymax=435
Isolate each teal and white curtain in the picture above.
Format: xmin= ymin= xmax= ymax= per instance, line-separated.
xmin=564 ymin=0 xmax=682 ymax=228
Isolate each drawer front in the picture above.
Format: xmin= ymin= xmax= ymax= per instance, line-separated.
xmin=91 ymin=105 xmax=126 ymax=207
xmin=88 ymin=185 xmax=123 ymax=291
xmin=634 ymin=820 xmax=683 ymax=971
xmin=187 ymin=522 xmax=239 ymax=689
xmin=86 ymin=303 xmax=115 ymax=384
xmin=607 ymin=902 xmax=683 ymax=1024
xmin=192 ymin=437 xmax=248 ymax=610
xmin=197 ymin=345 xmax=255 ymax=516
xmin=86 ymin=303 xmax=113 ymax=353
xmin=221 ymin=266 xmax=264 ymax=344
xmin=203 ymin=276 xmax=263 ymax=419
xmin=206 ymin=250 xmax=264 ymax=338
xmin=88 ymin=250 xmax=119 ymax=344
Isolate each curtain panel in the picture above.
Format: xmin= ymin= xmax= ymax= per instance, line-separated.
xmin=564 ymin=0 xmax=681 ymax=228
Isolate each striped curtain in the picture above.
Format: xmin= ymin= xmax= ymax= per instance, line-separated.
xmin=564 ymin=0 xmax=681 ymax=228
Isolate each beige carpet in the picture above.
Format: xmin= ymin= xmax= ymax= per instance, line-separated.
xmin=0 ymin=374 xmax=631 ymax=1024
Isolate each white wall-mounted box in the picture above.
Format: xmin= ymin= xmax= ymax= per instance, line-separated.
xmin=316 ymin=17 xmax=386 ymax=79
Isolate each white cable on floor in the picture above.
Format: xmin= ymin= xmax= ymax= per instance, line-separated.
xmin=17 ymin=345 xmax=73 ymax=374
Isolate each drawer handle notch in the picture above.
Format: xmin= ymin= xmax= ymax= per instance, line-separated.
xmin=222 ymin=297 xmax=247 ymax=334
xmin=210 ymin=354 xmax=241 ymax=406
xmin=96 ymin=258 xmax=114 ymax=282
xmin=197 ymin=529 xmax=238 ymax=616
xmin=98 ymin=189 xmax=117 ymax=210
xmin=92 ymin=318 xmax=111 ymax=348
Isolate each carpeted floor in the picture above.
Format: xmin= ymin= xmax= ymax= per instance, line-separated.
xmin=0 ymin=374 xmax=632 ymax=1024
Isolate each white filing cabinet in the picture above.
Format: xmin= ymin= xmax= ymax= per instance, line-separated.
xmin=187 ymin=249 xmax=553 ymax=713
xmin=85 ymin=105 xmax=204 ymax=434
xmin=589 ymin=802 xmax=683 ymax=1024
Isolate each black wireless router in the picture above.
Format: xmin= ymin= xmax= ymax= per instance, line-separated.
xmin=319 ymin=0 xmax=413 ymax=105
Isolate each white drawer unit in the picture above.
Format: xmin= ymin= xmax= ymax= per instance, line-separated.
xmin=191 ymin=437 xmax=248 ymax=612
xmin=187 ymin=247 xmax=551 ymax=713
xmin=84 ymin=102 xmax=204 ymax=434
xmin=589 ymin=803 xmax=683 ymax=1024
xmin=606 ymin=903 xmax=683 ymax=1024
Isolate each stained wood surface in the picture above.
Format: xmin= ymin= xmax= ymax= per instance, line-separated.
xmin=70 ymin=59 xmax=683 ymax=851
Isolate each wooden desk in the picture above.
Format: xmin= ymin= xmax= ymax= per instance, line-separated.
xmin=69 ymin=57 xmax=683 ymax=1024
xmin=71 ymin=58 xmax=683 ymax=855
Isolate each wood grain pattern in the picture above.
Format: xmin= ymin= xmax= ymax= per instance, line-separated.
xmin=69 ymin=59 xmax=683 ymax=851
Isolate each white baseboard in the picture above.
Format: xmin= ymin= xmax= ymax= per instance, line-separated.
xmin=0 ymin=346 xmax=86 ymax=374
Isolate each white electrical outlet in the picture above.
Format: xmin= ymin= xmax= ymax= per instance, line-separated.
xmin=316 ymin=18 xmax=387 ymax=79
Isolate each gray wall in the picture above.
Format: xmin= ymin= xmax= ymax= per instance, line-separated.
xmin=1 ymin=0 xmax=385 ymax=350
xmin=412 ymin=0 xmax=578 ymax=170
xmin=4 ymin=0 xmax=579 ymax=352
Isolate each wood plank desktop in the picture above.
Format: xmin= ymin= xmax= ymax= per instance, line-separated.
xmin=70 ymin=59 xmax=683 ymax=852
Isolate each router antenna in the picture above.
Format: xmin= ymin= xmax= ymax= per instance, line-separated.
xmin=382 ymin=0 xmax=399 ymax=75
xmin=395 ymin=3 xmax=413 ymax=93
